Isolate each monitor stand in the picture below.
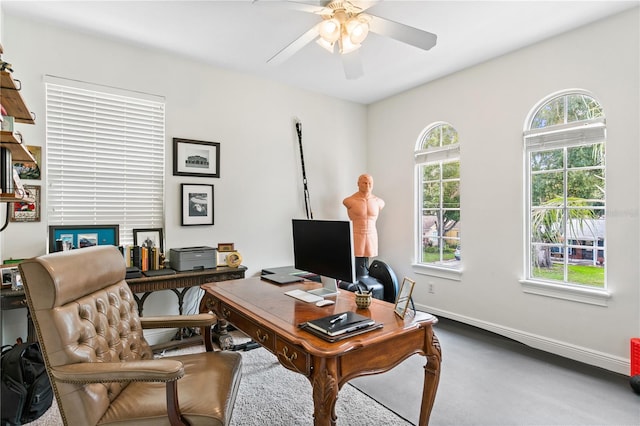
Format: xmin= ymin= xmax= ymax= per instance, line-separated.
xmin=307 ymin=276 xmax=339 ymax=297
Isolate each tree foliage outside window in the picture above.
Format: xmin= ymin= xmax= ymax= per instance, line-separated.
xmin=525 ymin=91 xmax=605 ymax=288
xmin=415 ymin=123 xmax=460 ymax=268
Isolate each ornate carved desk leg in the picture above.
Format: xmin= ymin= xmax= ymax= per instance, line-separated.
xmin=419 ymin=326 xmax=442 ymax=426
xmin=199 ymin=293 xmax=234 ymax=350
xmin=310 ymin=357 xmax=339 ymax=426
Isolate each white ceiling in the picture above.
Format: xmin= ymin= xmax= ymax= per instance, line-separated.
xmin=2 ymin=0 xmax=638 ymax=104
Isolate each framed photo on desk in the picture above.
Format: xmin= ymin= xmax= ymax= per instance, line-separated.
xmin=133 ymin=228 xmax=164 ymax=253
xmin=394 ymin=277 xmax=415 ymax=319
xmin=49 ymin=225 xmax=120 ymax=253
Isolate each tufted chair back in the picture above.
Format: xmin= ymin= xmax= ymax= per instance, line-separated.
xmin=19 ymin=245 xmax=153 ymax=425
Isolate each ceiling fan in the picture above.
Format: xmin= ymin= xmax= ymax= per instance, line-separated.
xmin=263 ymin=1 xmax=438 ymax=80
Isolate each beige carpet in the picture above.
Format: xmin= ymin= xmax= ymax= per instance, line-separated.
xmin=27 ymin=339 xmax=411 ymax=425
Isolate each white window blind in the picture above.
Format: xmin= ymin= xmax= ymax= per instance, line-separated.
xmin=45 ymin=77 xmax=165 ymax=245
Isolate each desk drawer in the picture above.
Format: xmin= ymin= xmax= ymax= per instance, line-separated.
xmin=275 ymin=338 xmax=310 ymax=376
xmin=220 ymin=303 xmax=275 ymax=351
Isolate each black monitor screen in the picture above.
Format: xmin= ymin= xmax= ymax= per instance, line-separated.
xmin=292 ymin=219 xmax=356 ymax=284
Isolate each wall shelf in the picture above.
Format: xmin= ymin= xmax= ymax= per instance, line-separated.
xmin=1 ymin=58 xmax=37 ymax=206
xmin=0 ymin=193 xmax=35 ymax=203
xmin=0 ymin=132 xmax=35 ymax=163
xmin=0 ymin=71 xmax=34 ymax=124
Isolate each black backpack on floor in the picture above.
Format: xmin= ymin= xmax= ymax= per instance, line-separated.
xmin=1 ymin=342 xmax=53 ymax=425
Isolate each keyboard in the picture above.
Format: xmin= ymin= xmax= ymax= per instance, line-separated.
xmin=284 ymin=289 xmax=324 ymax=303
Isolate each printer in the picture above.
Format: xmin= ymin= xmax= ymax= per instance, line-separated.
xmin=169 ymin=246 xmax=217 ymax=271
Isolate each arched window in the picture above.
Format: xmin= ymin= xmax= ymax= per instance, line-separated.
xmin=524 ymin=90 xmax=606 ymax=288
xmin=415 ymin=122 xmax=461 ymax=269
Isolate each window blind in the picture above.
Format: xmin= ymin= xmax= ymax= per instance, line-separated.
xmin=45 ymin=77 xmax=165 ymax=245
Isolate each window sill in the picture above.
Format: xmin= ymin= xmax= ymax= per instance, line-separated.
xmin=412 ymin=263 xmax=462 ymax=281
xmin=519 ymin=279 xmax=610 ymax=306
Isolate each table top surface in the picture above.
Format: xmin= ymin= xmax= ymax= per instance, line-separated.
xmin=202 ymin=277 xmax=437 ymax=356
xmin=127 ymin=265 xmax=247 ymax=282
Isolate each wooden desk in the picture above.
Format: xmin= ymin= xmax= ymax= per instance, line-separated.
xmin=126 ymin=266 xmax=247 ymax=316
xmin=1 ymin=266 xmax=247 ymax=344
xmin=200 ymin=277 xmax=441 ymax=426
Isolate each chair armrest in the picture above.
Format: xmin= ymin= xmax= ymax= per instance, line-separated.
xmin=51 ymin=359 xmax=185 ymax=384
xmin=140 ymin=313 xmax=217 ymax=329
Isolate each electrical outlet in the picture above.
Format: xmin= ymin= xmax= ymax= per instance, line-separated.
xmin=428 ymin=283 xmax=435 ymax=294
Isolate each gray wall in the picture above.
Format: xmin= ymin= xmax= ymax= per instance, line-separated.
xmin=1 ymin=8 xmax=638 ymax=374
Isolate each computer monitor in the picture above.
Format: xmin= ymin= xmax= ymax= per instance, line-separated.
xmin=292 ymin=219 xmax=356 ymax=296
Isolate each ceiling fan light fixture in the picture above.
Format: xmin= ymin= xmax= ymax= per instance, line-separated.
xmin=339 ymin=32 xmax=361 ymax=54
xmin=345 ymin=16 xmax=369 ymax=44
xmin=316 ymin=37 xmax=335 ymax=53
xmin=319 ymin=18 xmax=340 ymax=42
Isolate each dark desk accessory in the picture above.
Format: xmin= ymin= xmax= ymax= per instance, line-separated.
xmin=300 ymin=311 xmax=376 ymax=338
xmin=125 ymin=266 xmax=142 ymax=279
xmin=142 ymin=268 xmax=177 ymax=277
xmin=298 ymin=321 xmax=383 ymax=342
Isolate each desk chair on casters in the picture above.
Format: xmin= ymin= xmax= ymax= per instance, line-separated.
xmin=19 ymin=245 xmax=242 ymax=426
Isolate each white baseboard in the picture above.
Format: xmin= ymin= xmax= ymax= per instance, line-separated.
xmin=417 ymin=303 xmax=630 ymax=376
xmin=143 ymin=328 xmax=178 ymax=346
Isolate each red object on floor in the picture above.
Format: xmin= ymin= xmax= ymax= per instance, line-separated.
xmin=631 ymin=338 xmax=640 ymax=376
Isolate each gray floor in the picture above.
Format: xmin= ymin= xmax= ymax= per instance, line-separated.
xmin=352 ymin=317 xmax=640 ymax=425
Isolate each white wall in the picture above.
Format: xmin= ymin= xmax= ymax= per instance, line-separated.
xmin=369 ymin=8 xmax=639 ymax=374
xmin=0 ymin=13 xmax=367 ymax=344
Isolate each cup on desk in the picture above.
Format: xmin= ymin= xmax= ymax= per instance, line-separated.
xmin=355 ymin=292 xmax=372 ymax=309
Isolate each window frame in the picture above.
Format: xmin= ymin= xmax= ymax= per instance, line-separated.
xmin=413 ymin=121 xmax=462 ymax=279
xmin=45 ymin=76 xmax=166 ymax=249
xmin=521 ymin=89 xmax=609 ymax=306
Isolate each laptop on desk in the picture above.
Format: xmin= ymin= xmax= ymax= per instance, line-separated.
xmin=261 ymin=274 xmax=304 ymax=285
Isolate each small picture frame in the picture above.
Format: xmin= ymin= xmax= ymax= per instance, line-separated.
xmin=394 ymin=277 xmax=416 ymax=319
xmin=1 ymin=266 xmax=17 ymax=289
xmin=133 ymin=228 xmax=164 ymax=253
xmin=10 ymin=185 xmax=40 ymax=222
xmin=217 ymin=250 xmax=242 ymax=267
xmin=218 ymin=243 xmax=235 ymax=252
xmin=217 ymin=251 xmax=229 ymax=267
xmin=14 ymin=145 xmax=41 ymax=180
xmin=181 ymin=183 xmax=214 ymax=226
xmin=173 ymin=138 xmax=220 ymax=178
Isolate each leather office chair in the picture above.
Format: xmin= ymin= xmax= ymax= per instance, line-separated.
xmin=19 ymin=245 xmax=242 ymax=426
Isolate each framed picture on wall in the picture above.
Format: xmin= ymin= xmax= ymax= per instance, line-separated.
xmin=10 ymin=185 xmax=40 ymax=222
xmin=173 ymin=138 xmax=220 ymax=178
xmin=14 ymin=145 xmax=42 ymax=180
xmin=181 ymin=183 xmax=214 ymax=226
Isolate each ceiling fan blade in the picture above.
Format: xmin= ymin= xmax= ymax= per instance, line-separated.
xmin=341 ymin=50 xmax=364 ymax=80
xmin=267 ymin=25 xmax=320 ymax=65
xmin=368 ymin=15 xmax=437 ymax=51
xmin=254 ymin=0 xmax=333 ymax=16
